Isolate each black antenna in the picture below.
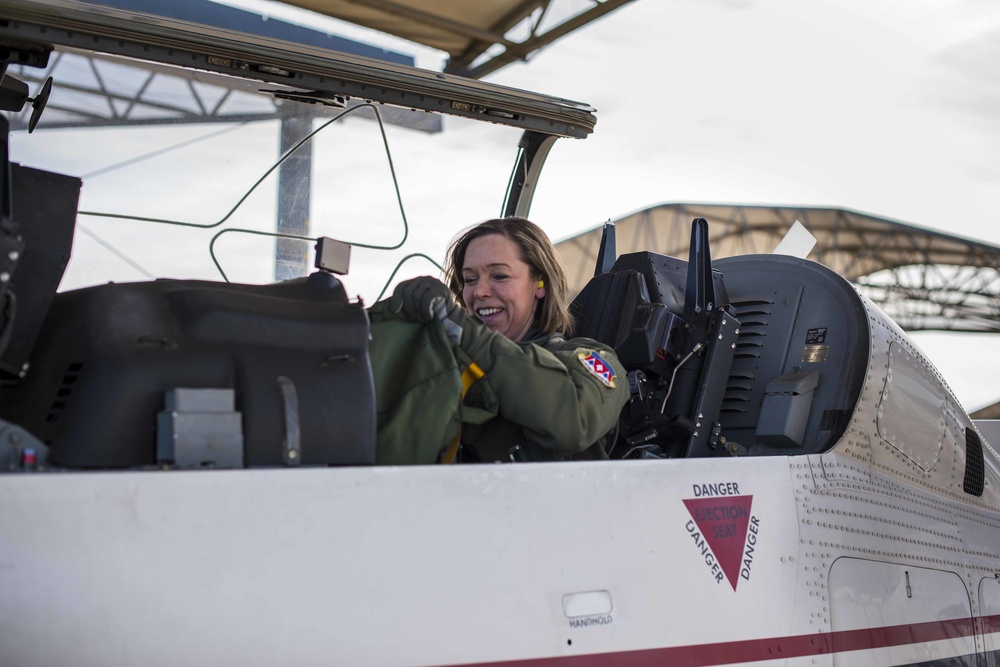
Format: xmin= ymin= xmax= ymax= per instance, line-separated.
xmin=594 ymin=220 xmax=616 ymax=276
xmin=683 ymin=217 xmax=715 ymax=317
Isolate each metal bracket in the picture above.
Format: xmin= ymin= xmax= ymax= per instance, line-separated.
xmin=156 ymin=388 xmax=244 ymax=469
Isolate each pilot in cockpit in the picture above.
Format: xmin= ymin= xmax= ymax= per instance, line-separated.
xmin=387 ymin=217 xmax=629 ymax=463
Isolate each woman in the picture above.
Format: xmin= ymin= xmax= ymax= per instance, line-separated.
xmin=389 ymin=217 xmax=629 ymax=463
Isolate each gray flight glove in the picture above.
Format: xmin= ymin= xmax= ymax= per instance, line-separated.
xmin=388 ymin=276 xmax=465 ymax=344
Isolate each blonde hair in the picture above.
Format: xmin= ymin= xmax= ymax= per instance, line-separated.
xmin=445 ymin=217 xmax=572 ymax=337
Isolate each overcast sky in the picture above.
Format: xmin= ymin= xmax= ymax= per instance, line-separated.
xmin=15 ymin=0 xmax=999 ymax=410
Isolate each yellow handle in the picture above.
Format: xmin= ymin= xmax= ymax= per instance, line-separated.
xmin=441 ymin=362 xmax=484 ymax=464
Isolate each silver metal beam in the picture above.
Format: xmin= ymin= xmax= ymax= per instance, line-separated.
xmin=275 ymin=114 xmax=313 ymax=281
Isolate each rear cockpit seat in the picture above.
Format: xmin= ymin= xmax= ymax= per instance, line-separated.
xmin=568 ymin=250 xmax=868 ymax=459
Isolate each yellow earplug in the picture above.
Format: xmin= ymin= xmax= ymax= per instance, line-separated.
xmin=537 ymin=280 xmax=545 ymax=289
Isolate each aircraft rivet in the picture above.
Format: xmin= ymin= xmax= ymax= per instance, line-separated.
xmin=0 ymin=272 xmax=8 ymax=283
xmin=7 ymin=250 xmax=18 ymax=261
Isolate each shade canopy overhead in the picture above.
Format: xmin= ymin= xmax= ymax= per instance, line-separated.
xmin=556 ymin=203 xmax=1000 ymax=333
xmin=275 ymin=0 xmax=636 ymax=78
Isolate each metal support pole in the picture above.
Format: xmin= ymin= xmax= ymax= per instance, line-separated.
xmin=275 ymin=113 xmax=313 ymax=281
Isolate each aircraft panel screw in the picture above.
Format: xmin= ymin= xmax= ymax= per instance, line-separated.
xmin=7 ymin=250 xmax=18 ymax=261
xmin=0 ymin=272 xmax=8 ymax=283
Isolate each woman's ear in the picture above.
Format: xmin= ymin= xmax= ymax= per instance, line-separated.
xmin=536 ymin=278 xmax=546 ymax=299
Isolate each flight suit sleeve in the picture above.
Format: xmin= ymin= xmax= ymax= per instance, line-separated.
xmin=459 ymin=318 xmax=630 ymax=454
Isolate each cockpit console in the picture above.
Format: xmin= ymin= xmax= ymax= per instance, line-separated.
xmin=571 ymin=219 xmax=869 ymax=459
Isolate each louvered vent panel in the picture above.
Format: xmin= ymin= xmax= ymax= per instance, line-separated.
xmin=721 ymin=300 xmax=772 ymax=414
xmin=963 ymin=427 xmax=985 ymax=497
xmin=45 ymin=362 xmax=83 ymax=425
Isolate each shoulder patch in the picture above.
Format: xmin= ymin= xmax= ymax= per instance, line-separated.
xmin=577 ymin=350 xmax=616 ymax=388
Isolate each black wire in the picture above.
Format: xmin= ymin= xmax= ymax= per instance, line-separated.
xmin=78 ymin=103 xmax=412 ymax=282
xmin=79 ymin=104 xmax=409 ymax=242
xmin=208 ymin=227 xmax=315 ymax=283
xmin=374 ymin=253 xmax=445 ymax=302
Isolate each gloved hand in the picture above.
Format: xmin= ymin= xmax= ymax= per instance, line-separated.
xmin=388 ymin=276 xmax=465 ymax=344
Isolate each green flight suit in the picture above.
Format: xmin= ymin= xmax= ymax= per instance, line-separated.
xmin=368 ymin=302 xmax=463 ymax=465
xmin=368 ymin=302 xmax=629 ymax=464
xmin=457 ymin=321 xmax=630 ymax=463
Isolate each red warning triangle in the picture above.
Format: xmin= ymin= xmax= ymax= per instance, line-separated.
xmin=683 ymin=495 xmax=754 ymax=590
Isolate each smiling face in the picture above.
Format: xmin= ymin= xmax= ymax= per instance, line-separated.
xmin=461 ymin=233 xmax=545 ymax=341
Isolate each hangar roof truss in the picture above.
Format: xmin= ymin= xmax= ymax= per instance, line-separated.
xmin=556 ymin=203 xmax=1000 ymax=333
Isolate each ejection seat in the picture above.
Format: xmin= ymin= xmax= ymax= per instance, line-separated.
xmin=568 ymin=219 xmax=868 ymax=460
xmin=569 ymin=219 xmax=738 ymax=459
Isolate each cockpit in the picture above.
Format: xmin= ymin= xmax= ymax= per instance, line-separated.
xmin=0 ymin=183 xmax=872 ymax=469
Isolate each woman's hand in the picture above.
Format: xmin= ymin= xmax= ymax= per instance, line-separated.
xmin=388 ymin=276 xmax=464 ymax=343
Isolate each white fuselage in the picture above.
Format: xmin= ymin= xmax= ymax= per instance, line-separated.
xmin=1 ymin=444 xmax=999 ymax=667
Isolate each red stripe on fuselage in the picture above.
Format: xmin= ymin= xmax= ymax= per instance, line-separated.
xmin=447 ymin=615 xmax=994 ymax=667
xmin=981 ymin=613 xmax=1000 ymax=635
